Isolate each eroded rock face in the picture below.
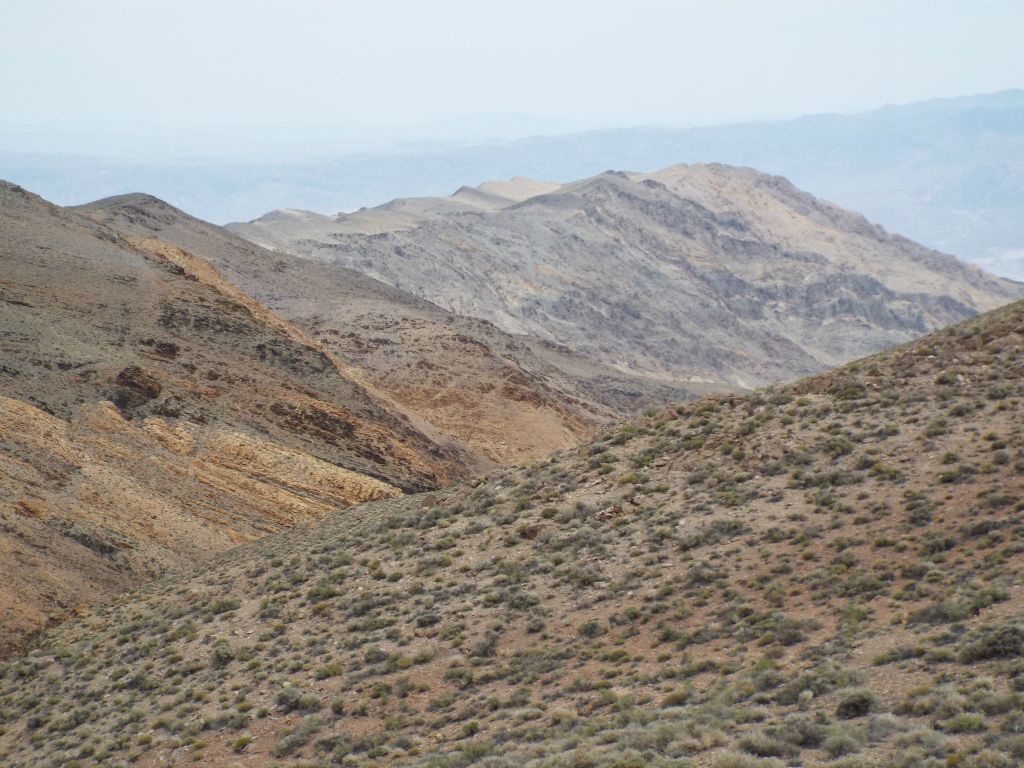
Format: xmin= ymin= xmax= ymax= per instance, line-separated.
xmin=112 ymin=366 xmax=162 ymax=411
xmin=0 ymin=395 xmax=401 ymax=657
xmin=0 ymin=181 xmax=464 ymax=494
xmin=0 ymin=180 xmax=466 ymax=654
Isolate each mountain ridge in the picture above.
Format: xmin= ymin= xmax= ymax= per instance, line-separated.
xmin=6 ymin=89 xmax=1022 ymax=278
xmin=0 ymin=180 xmax=473 ymax=655
xmin=230 ymin=163 xmax=1023 ymax=388
xmin=0 ymin=177 xmax=700 ymax=654
xmin=77 ymin=190 xmax=699 ymax=467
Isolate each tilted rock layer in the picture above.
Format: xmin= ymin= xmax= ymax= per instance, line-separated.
xmin=0 ymin=180 xmax=463 ymax=655
xmin=0 ymin=397 xmax=399 ymax=656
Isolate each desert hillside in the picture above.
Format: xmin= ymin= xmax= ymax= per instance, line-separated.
xmin=0 ymin=181 xmax=464 ymax=656
xmin=3 ymin=296 xmax=1021 ymax=767
xmin=231 ymin=164 xmax=1023 ymax=387
xmin=0 ymin=181 xmax=693 ymax=658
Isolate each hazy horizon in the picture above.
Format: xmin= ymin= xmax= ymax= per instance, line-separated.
xmin=3 ymin=1 xmax=1023 ymax=282
xmin=2 ymin=0 xmax=1023 ymax=158
xmin=2 ymin=88 xmax=1022 ymax=162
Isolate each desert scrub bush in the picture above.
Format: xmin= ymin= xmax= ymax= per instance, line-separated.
xmin=896 ymin=686 xmax=969 ymax=718
xmin=867 ymin=713 xmax=906 ymax=742
xmin=736 ymin=730 xmax=796 ymax=758
xmin=835 ymin=690 xmax=878 ymax=719
xmin=314 ymin=661 xmax=343 ymax=679
xmin=971 ymin=687 xmax=1019 ymax=715
xmin=940 ymin=711 xmax=986 ymax=733
xmin=888 ymin=727 xmax=948 ymax=764
xmin=960 ymin=750 xmax=1015 ymax=768
xmin=711 ymin=751 xmax=784 ymax=768
xmin=577 ymin=620 xmax=605 ymax=638
xmin=905 ymin=493 xmax=937 ymax=528
xmin=271 ymin=715 xmax=322 ymax=757
xmin=823 ymin=758 xmax=877 ymax=768
xmin=774 ymin=664 xmax=857 ymax=705
xmin=775 ymin=713 xmax=825 ymax=748
xmin=960 ymin=619 xmax=1024 ymax=661
xmin=823 ymin=723 xmax=865 ymax=757
xmin=660 ymin=689 xmax=691 ymax=707
xmin=206 ymin=597 xmax=241 ymax=616
xmin=679 ymin=519 xmax=749 ymax=552
xmin=276 ymin=685 xmax=320 ymax=712
xmin=210 ymin=641 xmax=235 ymax=668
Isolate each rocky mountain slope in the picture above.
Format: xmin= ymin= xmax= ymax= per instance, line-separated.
xmin=76 ymin=192 xmax=695 ymax=468
xmin=231 ymin=163 xmax=1023 ymax=388
xmin=0 ymin=181 xmax=690 ymax=657
xmin=3 ymin=296 xmax=1021 ymax=768
xmin=0 ymin=181 xmax=464 ymax=656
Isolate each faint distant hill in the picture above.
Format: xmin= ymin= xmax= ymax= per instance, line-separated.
xmin=2 ymin=89 xmax=1023 ymax=278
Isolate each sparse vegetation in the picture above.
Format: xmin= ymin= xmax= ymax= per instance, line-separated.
xmin=0 ymin=299 xmax=1022 ymax=767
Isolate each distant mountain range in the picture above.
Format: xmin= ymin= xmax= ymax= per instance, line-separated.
xmin=3 ymin=90 xmax=1023 ymax=278
xmin=231 ymin=163 xmax=1023 ymax=388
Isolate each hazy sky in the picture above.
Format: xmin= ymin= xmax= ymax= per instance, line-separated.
xmin=2 ymin=0 xmax=1022 ymax=139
